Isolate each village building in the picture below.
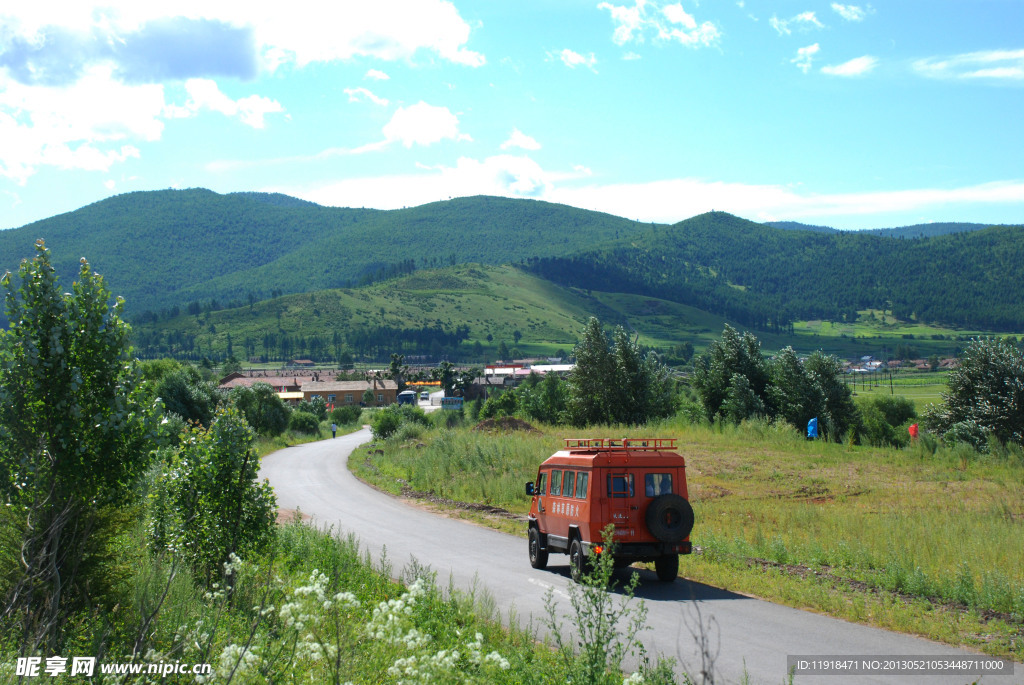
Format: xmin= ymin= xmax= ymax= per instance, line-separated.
xmin=301 ymin=378 xmax=398 ymax=407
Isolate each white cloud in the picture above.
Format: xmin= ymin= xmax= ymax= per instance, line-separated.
xmin=0 ymin=1 xmax=485 ymax=81
xmin=365 ymin=69 xmax=391 ymax=81
xmin=0 ymin=64 xmax=160 ymax=182
xmin=271 ymin=157 xmax=1024 ymax=228
xmin=821 ymin=55 xmax=877 ymax=76
xmin=553 ymin=49 xmax=598 ymax=71
xmin=831 ymin=3 xmax=867 ymax=21
xmin=914 ymin=49 xmax=1024 ymax=81
xmin=500 ymin=128 xmax=541 ymax=151
xmin=280 ymin=154 xmax=555 ymax=207
xmin=792 ymin=43 xmax=820 ymax=73
xmin=381 ymin=102 xmax=471 ymax=148
xmin=164 ymin=78 xmax=283 ymax=128
xmin=344 ymin=87 xmax=389 ymax=106
xmin=598 ymin=0 xmax=720 ymax=48
xmin=770 ymin=11 xmax=824 ymax=36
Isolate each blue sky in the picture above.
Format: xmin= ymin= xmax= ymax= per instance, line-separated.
xmin=2 ymin=1 xmax=1023 ymax=230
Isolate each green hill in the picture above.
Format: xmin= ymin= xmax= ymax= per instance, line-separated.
xmin=4 ymin=189 xmax=1023 ymax=334
xmin=528 ymin=212 xmax=1024 ymax=331
xmin=0 ymin=189 xmax=657 ymax=316
xmin=133 ymin=262 xmax=984 ymax=364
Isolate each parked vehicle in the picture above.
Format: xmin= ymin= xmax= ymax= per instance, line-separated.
xmin=420 ymin=391 xmax=430 ymax=401
xmin=526 ymin=437 xmax=694 ymax=582
xmin=397 ymin=390 xmax=417 ymax=406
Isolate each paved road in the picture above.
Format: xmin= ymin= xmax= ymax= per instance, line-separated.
xmin=260 ymin=430 xmax=1021 ymax=685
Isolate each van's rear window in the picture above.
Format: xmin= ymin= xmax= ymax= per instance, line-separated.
xmin=607 ymin=474 xmax=634 ymax=498
xmin=644 ymin=473 xmax=673 ymax=497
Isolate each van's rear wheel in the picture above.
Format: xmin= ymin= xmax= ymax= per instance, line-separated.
xmin=528 ymin=527 xmax=548 ymax=570
xmin=645 ymin=494 xmax=694 ymax=543
xmin=569 ymin=539 xmax=588 ymax=583
xmin=655 ymin=555 xmax=679 ymax=582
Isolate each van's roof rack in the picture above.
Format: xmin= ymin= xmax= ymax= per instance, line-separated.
xmin=564 ymin=437 xmax=677 ymax=451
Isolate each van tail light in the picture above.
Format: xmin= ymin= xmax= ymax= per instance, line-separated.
xmin=593 ymin=545 xmax=604 ymax=555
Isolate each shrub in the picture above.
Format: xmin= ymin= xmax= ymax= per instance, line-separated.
xmin=371 ymin=406 xmax=403 ymax=440
xmin=149 ymin=405 xmax=276 ymax=584
xmin=289 ymin=411 xmax=321 ymax=435
xmin=331 ymin=404 xmax=363 ymax=425
xmin=231 ymin=382 xmax=290 ymax=436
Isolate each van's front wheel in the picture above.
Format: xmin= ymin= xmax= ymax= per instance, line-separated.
xmin=528 ymin=527 xmax=548 ymax=570
xmin=654 ymin=554 xmax=679 ymax=582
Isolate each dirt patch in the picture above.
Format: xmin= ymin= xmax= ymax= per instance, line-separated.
xmin=276 ymin=507 xmax=311 ymax=524
xmin=473 ymin=417 xmax=541 ymax=433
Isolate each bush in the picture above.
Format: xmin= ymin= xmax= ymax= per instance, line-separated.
xmin=855 ymin=395 xmax=917 ymax=448
xmin=371 ymin=406 xmax=403 ymax=440
xmin=289 ymin=411 xmax=321 ymax=435
xmin=331 ymin=404 xmax=363 ymax=426
xmin=480 ymin=389 xmax=518 ymax=419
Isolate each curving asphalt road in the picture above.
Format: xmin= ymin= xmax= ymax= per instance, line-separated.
xmin=260 ymin=429 xmax=1021 ymax=685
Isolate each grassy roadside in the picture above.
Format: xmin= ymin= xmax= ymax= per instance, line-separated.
xmin=254 ymin=420 xmax=365 ymax=458
xmin=349 ymin=416 xmax=1024 ymax=662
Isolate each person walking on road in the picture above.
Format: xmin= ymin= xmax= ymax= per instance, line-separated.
xmin=331 ymin=422 xmax=337 ymax=438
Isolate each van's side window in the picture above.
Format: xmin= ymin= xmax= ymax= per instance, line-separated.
xmin=575 ymin=472 xmax=588 ymax=499
xmin=562 ymin=471 xmax=575 ymax=497
xmin=550 ymin=470 xmax=562 ymax=496
xmin=645 ymin=473 xmax=673 ymax=497
xmin=607 ymin=474 xmax=634 ymax=498
xmin=537 ymin=473 xmax=547 ymax=497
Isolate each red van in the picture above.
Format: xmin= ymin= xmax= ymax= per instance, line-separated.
xmin=526 ymin=438 xmax=694 ymax=582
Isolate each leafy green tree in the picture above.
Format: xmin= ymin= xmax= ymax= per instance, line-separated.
xmin=480 ymin=389 xmax=518 ymax=419
xmin=150 ymin=405 xmax=276 ymax=584
xmin=497 ymin=341 xmax=510 ymax=361
xmin=221 ymin=355 xmax=242 ymax=376
xmin=566 ymin=318 xmax=675 ymax=426
xmin=609 ymin=327 xmax=676 ymax=425
xmin=362 ymin=387 xmax=375 ymax=406
xmin=856 ymin=395 xmax=915 ymax=448
xmin=434 ymin=360 xmax=456 ymax=396
xmin=768 ymin=347 xmax=821 ymax=431
xmin=519 ymin=373 xmax=569 ymax=424
xmin=389 ymin=353 xmax=409 ymax=391
xmin=567 ymin=318 xmax=614 ymax=426
xmin=0 ymin=241 xmax=159 ymax=647
xmin=230 ymin=382 xmax=290 ymax=436
xmin=721 ymin=373 xmax=766 ymax=424
xmin=804 ymin=351 xmax=859 ymax=441
xmin=155 ymin=365 xmax=220 ymax=425
xmin=692 ymin=325 xmax=771 ymax=423
xmin=923 ymin=338 xmax=1024 ymax=446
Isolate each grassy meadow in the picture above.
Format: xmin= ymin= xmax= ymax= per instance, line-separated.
xmin=351 ymin=415 xmax=1024 ymax=661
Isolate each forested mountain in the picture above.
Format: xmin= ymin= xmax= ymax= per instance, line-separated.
xmin=0 ymin=189 xmax=657 ymax=315
xmin=527 ymin=212 xmax=1024 ymax=331
xmin=3 ymin=189 xmax=1023 ymax=333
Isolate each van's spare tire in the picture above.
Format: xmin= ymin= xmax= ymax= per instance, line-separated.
xmin=645 ymin=494 xmax=694 ymax=543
